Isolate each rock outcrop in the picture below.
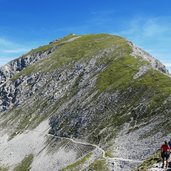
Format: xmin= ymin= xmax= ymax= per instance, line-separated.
xmin=0 ymin=34 xmax=171 ymax=171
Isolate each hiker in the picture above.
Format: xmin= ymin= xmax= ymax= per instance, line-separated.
xmin=161 ymin=141 xmax=170 ymax=168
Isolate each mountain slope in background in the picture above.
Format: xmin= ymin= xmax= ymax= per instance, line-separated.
xmin=0 ymin=34 xmax=171 ymax=171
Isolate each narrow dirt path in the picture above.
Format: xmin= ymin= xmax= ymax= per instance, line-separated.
xmin=26 ymin=128 xmax=143 ymax=164
xmin=47 ymin=133 xmax=143 ymax=164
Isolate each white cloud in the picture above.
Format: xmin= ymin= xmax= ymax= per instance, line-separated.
xmin=0 ymin=37 xmax=32 ymax=52
xmin=117 ymin=16 xmax=171 ymax=74
xmin=0 ymin=56 xmax=17 ymax=66
xmin=119 ymin=16 xmax=171 ymax=42
xmin=0 ymin=37 xmax=19 ymax=47
xmin=0 ymin=37 xmax=32 ymax=67
xmin=141 ymin=18 xmax=169 ymax=37
xmin=1 ymin=48 xmax=29 ymax=54
xmin=164 ymin=63 xmax=171 ymax=67
xmin=0 ymin=37 xmax=23 ymax=47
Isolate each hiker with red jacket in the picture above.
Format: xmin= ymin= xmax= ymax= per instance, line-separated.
xmin=161 ymin=141 xmax=170 ymax=168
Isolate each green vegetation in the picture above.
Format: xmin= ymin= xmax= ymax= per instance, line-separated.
xmin=11 ymin=34 xmax=128 ymax=81
xmin=6 ymin=34 xmax=139 ymax=139
xmin=88 ymin=159 xmax=109 ymax=171
xmin=105 ymin=150 xmax=113 ymax=158
xmin=134 ymin=70 xmax=171 ymax=99
xmin=14 ymin=154 xmax=34 ymax=171
xmin=62 ymin=34 xmax=78 ymax=41
xmin=61 ymin=152 xmax=92 ymax=171
xmin=1 ymin=106 xmax=37 ymax=140
xmin=37 ymin=34 xmax=127 ymax=73
xmin=135 ymin=151 xmax=160 ymax=171
xmin=96 ymin=55 xmax=141 ymax=92
xmin=132 ymin=69 xmax=171 ymax=123
xmin=26 ymin=34 xmax=78 ymax=54
xmin=1 ymin=33 xmax=171 ymax=171
xmin=11 ymin=34 xmax=78 ymax=80
xmin=11 ymin=34 xmax=76 ymax=64
xmin=11 ymin=65 xmax=35 ymax=81
xmin=96 ymin=45 xmax=171 ymax=134
xmin=0 ymin=79 xmax=75 ymax=140
xmin=0 ymin=165 xmax=8 ymax=171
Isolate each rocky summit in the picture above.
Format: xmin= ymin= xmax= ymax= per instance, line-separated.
xmin=0 ymin=34 xmax=171 ymax=171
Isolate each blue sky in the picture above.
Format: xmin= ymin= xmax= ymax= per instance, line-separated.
xmin=0 ymin=0 xmax=171 ymax=72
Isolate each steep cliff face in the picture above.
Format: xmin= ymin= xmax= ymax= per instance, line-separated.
xmin=129 ymin=42 xmax=169 ymax=74
xmin=0 ymin=34 xmax=170 ymax=171
xmin=0 ymin=51 xmax=51 ymax=110
xmin=0 ymin=48 xmax=52 ymax=84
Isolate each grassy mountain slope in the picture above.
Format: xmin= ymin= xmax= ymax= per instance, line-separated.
xmin=0 ymin=34 xmax=171 ymax=170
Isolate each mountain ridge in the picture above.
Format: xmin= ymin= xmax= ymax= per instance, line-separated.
xmin=0 ymin=34 xmax=169 ymax=86
xmin=0 ymin=33 xmax=171 ymax=171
